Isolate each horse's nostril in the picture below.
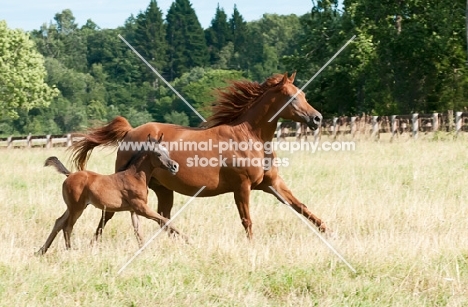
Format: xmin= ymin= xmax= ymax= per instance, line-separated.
xmin=172 ymin=162 xmax=179 ymax=172
xmin=313 ymin=115 xmax=322 ymax=124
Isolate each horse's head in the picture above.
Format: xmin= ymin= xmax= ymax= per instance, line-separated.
xmin=147 ymin=134 xmax=179 ymax=175
xmin=274 ymin=72 xmax=322 ymax=131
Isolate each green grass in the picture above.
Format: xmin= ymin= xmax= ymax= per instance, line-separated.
xmin=0 ymin=138 xmax=467 ymax=306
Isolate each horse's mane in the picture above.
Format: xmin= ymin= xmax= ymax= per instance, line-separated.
xmin=202 ymin=74 xmax=285 ymax=128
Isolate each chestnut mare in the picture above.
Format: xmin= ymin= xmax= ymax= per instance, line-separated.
xmin=70 ymin=72 xmax=327 ymax=240
xmin=37 ymin=135 xmax=186 ymax=255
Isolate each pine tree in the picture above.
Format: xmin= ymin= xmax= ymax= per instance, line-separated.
xmin=205 ymin=4 xmax=231 ymax=65
xmin=229 ymin=5 xmax=249 ymax=70
xmin=134 ymin=0 xmax=168 ymax=83
xmin=166 ymin=0 xmax=208 ymax=80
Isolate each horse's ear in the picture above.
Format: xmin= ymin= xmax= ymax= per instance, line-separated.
xmin=288 ymin=71 xmax=296 ymax=82
xmin=157 ymin=133 xmax=164 ymax=143
xmin=280 ymin=72 xmax=289 ymax=85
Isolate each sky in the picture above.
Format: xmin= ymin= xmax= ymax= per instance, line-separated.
xmin=2 ymin=0 xmax=318 ymax=31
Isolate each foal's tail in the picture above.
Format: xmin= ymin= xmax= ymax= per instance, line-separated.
xmin=45 ymin=157 xmax=71 ymax=177
xmin=69 ymin=116 xmax=133 ymax=171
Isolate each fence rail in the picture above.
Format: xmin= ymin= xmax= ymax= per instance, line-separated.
xmin=0 ymin=134 xmax=78 ymax=149
xmin=1 ymin=111 xmax=468 ymax=149
xmin=278 ymin=111 xmax=468 ymax=141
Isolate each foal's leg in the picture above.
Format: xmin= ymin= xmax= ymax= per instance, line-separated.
xmin=233 ymin=182 xmax=253 ymax=240
xmin=63 ymin=208 xmax=86 ymax=249
xmin=133 ymin=202 xmax=189 ymax=243
xmin=36 ymin=210 xmax=70 ymax=255
xmin=131 ymin=212 xmax=144 ymax=247
xmin=92 ymin=211 xmax=115 ymax=243
xmin=258 ymin=176 xmax=327 ymax=232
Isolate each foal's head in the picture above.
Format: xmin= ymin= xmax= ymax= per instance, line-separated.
xmin=147 ymin=134 xmax=179 ymax=175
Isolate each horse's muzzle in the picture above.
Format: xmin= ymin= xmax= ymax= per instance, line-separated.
xmin=169 ymin=162 xmax=179 ymax=175
xmin=306 ymin=113 xmax=322 ymax=131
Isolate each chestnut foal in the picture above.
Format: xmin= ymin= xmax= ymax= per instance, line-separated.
xmin=37 ymin=134 xmax=185 ymax=255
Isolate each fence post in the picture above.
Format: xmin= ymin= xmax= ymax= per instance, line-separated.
xmin=371 ymin=116 xmax=379 ymax=140
xmin=67 ymin=134 xmax=72 ymax=147
xmin=314 ymin=125 xmax=321 ymax=143
xmin=332 ymin=117 xmax=338 ymax=140
xmin=391 ymin=115 xmax=398 ymax=141
xmin=276 ymin=123 xmax=281 ymax=141
xmin=412 ymin=113 xmax=419 ymax=139
xmin=295 ymin=122 xmax=302 ymax=141
xmin=46 ymin=135 xmax=52 ymax=149
xmin=26 ymin=133 xmax=32 ymax=148
xmin=447 ymin=110 xmax=454 ymax=132
xmin=455 ymin=112 xmax=462 ymax=136
xmin=350 ymin=116 xmax=357 ymax=138
xmin=7 ymin=136 xmax=12 ymax=149
xmin=432 ymin=113 xmax=439 ymax=132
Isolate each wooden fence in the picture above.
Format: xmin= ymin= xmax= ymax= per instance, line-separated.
xmin=1 ymin=111 xmax=467 ymax=149
xmin=277 ymin=111 xmax=468 ymax=142
xmin=0 ymin=134 xmax=77 ymax=149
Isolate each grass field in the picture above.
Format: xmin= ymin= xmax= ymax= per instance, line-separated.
xmin=0 ymin=137 xmax=467 ymax=306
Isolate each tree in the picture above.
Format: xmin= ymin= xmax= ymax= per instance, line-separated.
xmin=168 ymin=67 xmax=246 ymax=125
xmin=166 ymin=0 xmax=208 ymax=80
xmin=246 ymin=14 xmax=302 ymax=81
xmin=31 ymin=9 xmax=88 ymax=72
xmin=0 ymin=21 xmax=59 ymax=120
xmin=228 ymin=5 xmax=249 ymax=70
xmin=134 ymin=0 xmax=168 ymax=83
xmin=164 ymin=111 xmax=189 ymax=126
xmin=205 ymin=5 xmax=231 ymax=65
xmin=344 ymin=0 xmax=468 ymax=114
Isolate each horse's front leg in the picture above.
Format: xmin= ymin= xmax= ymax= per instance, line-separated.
xmin=234 ymin=183 xmax=253 ymax=240
xmin=151 ymin=181 xmax=180 ymax=237
xmin=260 ymin=177 xmax=327 ymax=233
xmin=150 ymin=181 xmax=174 ymax=219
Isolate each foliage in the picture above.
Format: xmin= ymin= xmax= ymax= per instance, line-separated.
xmin=165 ymin=0 xmax=208 ymax=80
xmin=0 ymin=20 xmax=58 ymax=121
xmin=2 ymin=0 xmax=467 ymax=135
xmin=205 ymin=5 xmax=231 ymax=66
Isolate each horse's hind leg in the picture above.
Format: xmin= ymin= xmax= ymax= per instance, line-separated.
xmin=63 ymin=208 xmax=85 ymax=250
xmin=234 ymin=183 xmax=253 ymax=240
xmin=36 ymin=210 xmax=69 ymax=255
xmin=92 ymin=211 xmax=115 ymax=243
xmin=131 ymin=212 xmax=144 ymax=247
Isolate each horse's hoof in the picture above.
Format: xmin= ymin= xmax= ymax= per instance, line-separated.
xmin=318 ymin=224 xmax=338 ymax=240
xmin=35 ymin=248 xmax=45 ymax=256
xmin=318 ymin=223 xmax=327 ymax=233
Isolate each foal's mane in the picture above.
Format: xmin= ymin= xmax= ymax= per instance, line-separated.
xmin=117 ymin=138 xmax=162 ymax=172
xmin=117 ymin=149 xmax=147 ymax=172
xmin=202 ymin=74 xmax=286 ymax=128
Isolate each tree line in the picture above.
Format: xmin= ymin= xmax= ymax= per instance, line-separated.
xmin=0 ymin=0 xmax=467 ymax=136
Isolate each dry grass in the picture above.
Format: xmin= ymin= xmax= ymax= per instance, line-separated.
xmin=1 ymin=138 xmax=468 ymax=306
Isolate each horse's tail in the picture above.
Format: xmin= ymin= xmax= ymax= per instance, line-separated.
xmin=45 ymin=157 xmax=71 ymax=177
xmin=69 ymin=116 xmax=133 ymax=170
